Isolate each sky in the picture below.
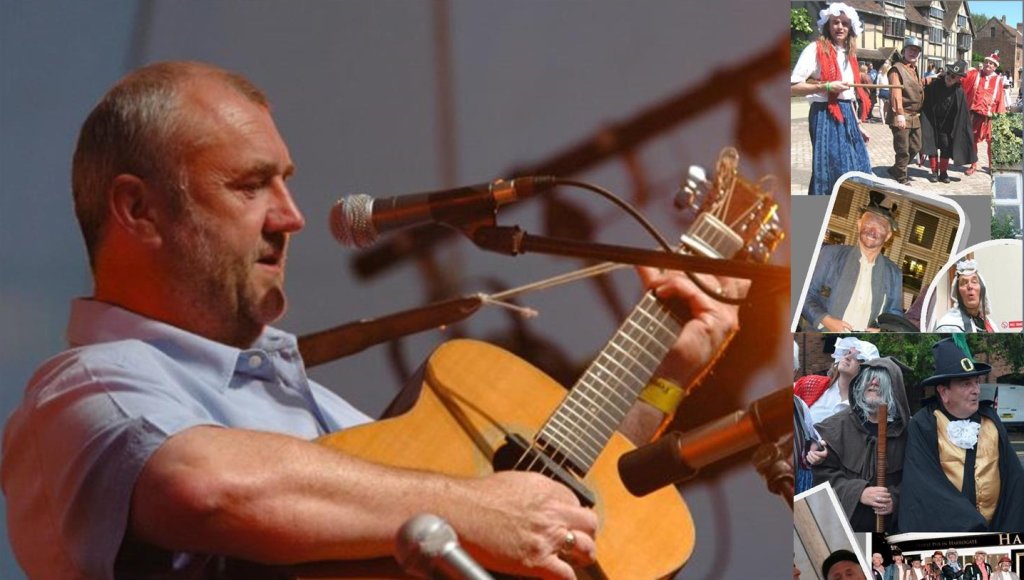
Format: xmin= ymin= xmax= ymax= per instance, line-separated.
xmin=970 ymin=1 xmax=1023 ymax=27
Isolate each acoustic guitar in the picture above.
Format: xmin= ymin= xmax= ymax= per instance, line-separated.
xmin=310 ymin=148 xmax=783 ymax=579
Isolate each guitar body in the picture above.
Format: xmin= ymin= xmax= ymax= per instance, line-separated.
xmin=318 ymin=338 xmax=694 ymax=579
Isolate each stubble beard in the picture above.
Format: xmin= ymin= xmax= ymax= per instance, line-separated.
xmin=167 ymin=207 xmax=287 ymax=346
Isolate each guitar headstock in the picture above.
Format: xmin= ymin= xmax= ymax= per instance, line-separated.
xmin=673 ymin=147 xmax=784 ymax=263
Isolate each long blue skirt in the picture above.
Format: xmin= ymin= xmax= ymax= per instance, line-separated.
xmin=807 ymin=101 xmax=872 ymax=195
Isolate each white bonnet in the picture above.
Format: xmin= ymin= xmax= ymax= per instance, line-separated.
xmin=818 ymin=2 xmax=864 ymax=38
xmin=832 ymin=336 xmax=879 ymax=361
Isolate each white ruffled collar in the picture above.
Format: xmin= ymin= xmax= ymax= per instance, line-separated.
xmin=946 ymin=419 xmax=980 ymax=449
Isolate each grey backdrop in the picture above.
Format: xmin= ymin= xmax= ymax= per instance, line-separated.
xmin=1 ymin=1 xmax=793 ymax=578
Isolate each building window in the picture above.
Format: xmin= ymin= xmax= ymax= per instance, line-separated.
xmin=958 ymin=15 xmax=967 ymax=28
xmin=928 ymin=7 xmax=944 ymax=19
xmin=833 ymin=192 xmax=853 ymax=218
xmin=992 ymin=27 xmax=996 ymax=37
xmin=884 ymin=17 xmax=907 ymax=38
xmin=957 ymin=33 xmax=971 ymax=51
xmin=902 ymin=255 xmax=928 ymax=292
xmin=824 ymin=231 xmax=847 ymax=245
xmin=929 ymin=27 xmax=944 ymax=44
xmin=910 ymin=210 xmax=940 ymax=248
xmin=884 ymin=0 xmax=905 ymax=6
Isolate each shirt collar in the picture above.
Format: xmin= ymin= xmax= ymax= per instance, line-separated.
xmin=67 ymin=298 xmax=300 ymax=390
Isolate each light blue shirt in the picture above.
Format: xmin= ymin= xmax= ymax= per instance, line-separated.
xmin=2 ymin=299 xmax=371 ymax=579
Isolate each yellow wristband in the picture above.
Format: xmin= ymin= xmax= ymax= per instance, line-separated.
xmin=638 ymin=377 xmax=686 ymax=416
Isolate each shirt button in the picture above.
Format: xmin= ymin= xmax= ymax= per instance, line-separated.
xmin=248 ymin=354 xmax=262 ymax=368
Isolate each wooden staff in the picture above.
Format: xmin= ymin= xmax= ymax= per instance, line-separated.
xmin=848 ymin=83 xmax=902 ymax=89
xmin=875 ymin=403 xmax=888 ymax=533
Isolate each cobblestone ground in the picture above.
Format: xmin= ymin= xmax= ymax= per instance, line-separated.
xmin=790 ymin=98 xmax=994 ymax=196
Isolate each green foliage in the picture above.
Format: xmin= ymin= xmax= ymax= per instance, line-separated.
xmin=847 ymin=333 xmax=938 ymax=386
xmin=990 ymin=113 xmax=1023 ymax=169
xmin=792 ymin=39 xmax=811 ymax=69
xmin=791 ymin=7 xmax=814 ymax=68
xmin=968 ymin=335 xmax=1024 ymax=375
xmin=970 ymin=13 xmax=989 ymax=37
xmin=791 ymin=8 xmax=813 ymax=36
xmin=991 ymin=211 xmax=1022 ymax=240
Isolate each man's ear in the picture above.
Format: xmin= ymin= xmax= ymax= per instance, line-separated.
xmin=107 ymin=174 xmax=164 ymax=246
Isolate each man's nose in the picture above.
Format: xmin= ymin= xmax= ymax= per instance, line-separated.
xmin=267 ymin=180 xmax=306 ymax=233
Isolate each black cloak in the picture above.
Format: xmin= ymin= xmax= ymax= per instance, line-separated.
xmin=813 ymin=358 xmax=910 ymax=532
xmin=920 ymin=78 xmax=977 ymax=164
xmin=897 ymin=398 xmax=1024 ymax=531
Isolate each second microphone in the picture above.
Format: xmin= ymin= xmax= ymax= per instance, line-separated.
xmin=330 ymin=176 xmax=558 ymax=249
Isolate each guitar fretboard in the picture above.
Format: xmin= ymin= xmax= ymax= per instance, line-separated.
xmin=536 ymin=291 xmax=681 ymax=474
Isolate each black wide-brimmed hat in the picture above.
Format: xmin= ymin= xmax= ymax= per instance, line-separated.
xmin=946 ymin=59 xmax=969 ymax=78
xmin=822 ymin=550 xmax=861 ymax=577
xmin=861 ymin=190 xmax=899 ymax=233
xmin=920 ymin=338 xmax=991 ymax=387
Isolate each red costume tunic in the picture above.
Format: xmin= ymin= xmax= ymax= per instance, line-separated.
xmin=963 ymin=68 xmax=1006 ymax=142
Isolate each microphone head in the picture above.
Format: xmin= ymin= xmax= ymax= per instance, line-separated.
xmin=329 ymin=194 xmax=378 ymax=248
xmin=395 ymin=513 xmax=458 ymax=578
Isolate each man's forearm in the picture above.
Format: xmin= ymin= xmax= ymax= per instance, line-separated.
xmin=130 ymin=426 xmax=470 ymax=564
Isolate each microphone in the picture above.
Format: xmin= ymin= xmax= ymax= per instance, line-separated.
xmin=395 ymin=513 xmax=494 ymax=580
xmin=330 ymin=176 xmax=558 ymax=248
xmin=618 ymin=385 xmax=792 ymax=497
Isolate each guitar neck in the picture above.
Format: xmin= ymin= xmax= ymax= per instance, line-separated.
xmin=538 ymin=291 xmax=682 ymax=474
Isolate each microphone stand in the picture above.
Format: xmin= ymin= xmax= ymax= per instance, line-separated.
xmin=468 ymin=225 xmax=788 ymax=288
xmin=752 ymin=436 xmax=795 ymax=511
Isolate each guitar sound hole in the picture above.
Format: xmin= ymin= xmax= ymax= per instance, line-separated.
xmin=492 ymin=433 xmax=595 ymax=507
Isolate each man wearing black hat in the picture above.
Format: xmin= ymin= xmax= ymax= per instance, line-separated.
xmin=823 ymin=549 xmax=868 ymax=580
xmin=803 ymin=191 xmax=903 ymax=332
xmin=921 ymin=60 xmax=978 ymax=183
xmin=898 ymin=338 xmax=1024 ymax=531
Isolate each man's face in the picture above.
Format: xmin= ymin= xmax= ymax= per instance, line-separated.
xmin=913 ymin=560 xmax=922 ymax=568
xmin=894 ymin=555 xmax=904 ymax=565
xmin=858 ymin=212 xmax=892 ymax=251
xmin=945 ymin=73 xmax=962 ymax=87
xmin=828 ymin=561 xmax=867 ymax=580
xmin=1001 ymin=561 xmax=1011 ymax=571
xmin=904 ymin=46 xmax=922 ymax=64
xmin=939 ymin=377 xmax=981 ymax=418
xmin=829 ymin=15 xmax=851 ymax=43
xmin=983 ymin=60 xmax=996 ymax=75
xmin=857 ymin=370 xmax=890 ymax=415
xmin=157 ymin=78 xmax=305 ymax=344
xmin=957 ymin=273 xmax=983 ymax=313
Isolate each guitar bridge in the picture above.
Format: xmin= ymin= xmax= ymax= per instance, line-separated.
xmin=679 ymin=212 xmax=743 ymax=259
xmin=492 ymin=433 xmax=596 ymax=507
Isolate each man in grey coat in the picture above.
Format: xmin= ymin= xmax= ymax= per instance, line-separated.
xmin=802 ymin=191 xmax=903 ymax=332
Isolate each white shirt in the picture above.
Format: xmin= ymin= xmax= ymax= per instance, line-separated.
xmin=808 ymin=383 xmax=849 ymax=424
xmin=791 ymin=41 xmax=857 ymax=102
xmin=841 ymin=253 xmax=875 ymax=330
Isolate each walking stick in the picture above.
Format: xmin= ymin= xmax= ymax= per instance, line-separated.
xmin=875 ymin=403 xmax=888 ymax=533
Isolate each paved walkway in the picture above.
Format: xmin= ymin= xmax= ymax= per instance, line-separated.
xmin=791 ymin=98 xmax=994 ymax=196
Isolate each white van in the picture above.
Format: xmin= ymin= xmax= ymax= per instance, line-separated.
xmin=989 ymin=383 xmax=1024 ymax=426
